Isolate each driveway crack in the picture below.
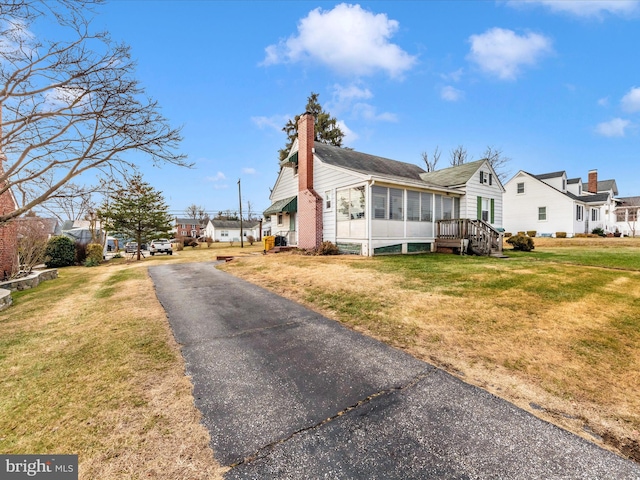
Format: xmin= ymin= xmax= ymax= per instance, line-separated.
xmin=227 ymin=368 xmax=434 ymax=469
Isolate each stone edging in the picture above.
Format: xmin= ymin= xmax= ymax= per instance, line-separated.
xmin=0 ymin=269 xmax=59 ymax=312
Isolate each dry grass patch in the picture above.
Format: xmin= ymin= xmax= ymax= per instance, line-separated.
xmin=0 ymin=262 xmax=227 ymax=479
xmin=221 ymin=248 xmax=640 ymax=462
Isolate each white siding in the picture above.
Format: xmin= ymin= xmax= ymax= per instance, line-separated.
xmin=461 ymin=163 xmax=504 ymax=227
xmin=504 ymin=172 xmax=578 ymax=236
xmin=270 ymin=167 xmax=298 ymax=201
xmin=313 ymin=159 xmax=368 ymax=244
xmin=539 ymin=173 xmax=567 ymax=192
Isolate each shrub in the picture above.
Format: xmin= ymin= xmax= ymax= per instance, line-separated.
xmin=506 ymin=234 xmax=535 ymax=252
xmin=517 ymin=231 xmax=526 ymax=236
xmin=556 ymin=232 xmax=567 ymax=238
xmin=247 ymin=235 xmax=255 ymax=246
xmin=205 ymin=237 xmax=213 ymax=248
xmin=316 ymin=241 xmax=340 ymax=256
xmin=45 ymin=236 xmax=76 ymax=268
xmin=526 ymin=230 xmax=537 ymax=238
xmin=591 ymin=227 xmax=605 ymax=237
xmin=503 ymin=232 xmax=512 ymax=238
xmin=85 ymin=243 xmax=103 ymax=266
xmin=75 ymin=242 xmax=88 ymax=264
xmin=183 ymin=237 xmax=199 ymax=248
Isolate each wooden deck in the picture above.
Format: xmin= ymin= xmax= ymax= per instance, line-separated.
xmin=436 ymin=219 xmax=503 ymax=256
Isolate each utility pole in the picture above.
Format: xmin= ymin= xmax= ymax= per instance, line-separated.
xmin=238 ymin=178 xmax=244 ymax=248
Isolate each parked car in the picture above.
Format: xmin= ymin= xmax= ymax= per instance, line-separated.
xmin=149 ymin=238 xmax=173 ymax=255
xmin=125 ymin=242 xmax=138 ymax=253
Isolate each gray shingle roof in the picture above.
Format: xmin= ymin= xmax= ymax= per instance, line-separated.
xmin=420 ymin=159 xmax=487 ymax=187
xmin=534 ymin=171 xmax=565 ymax=180
xmin=314 ymin=142 xmax=426 ymax=181
xmin=583 ymin=179 xmax=618 ymax=196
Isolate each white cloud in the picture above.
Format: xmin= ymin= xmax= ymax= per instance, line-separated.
xmin=505 ymin=0 xmax=639 ymax=18
xmin=441 ymin=68 xmax=464 ymax=82
xmin=598 ymin=97 xmax=610 ymax=107
xmin=261 ymin=3 xmax=417 ymax=78
xmin=243 ymin=167 xmax=257 ymax=175
xmin=331 ymin=83 xmax=373 ymax=104
xmin=441 ymin=85 xmax=464 ymax=102
xmin=467 ymin=28 xmax=553 ymax=80
xmin=336 ymin=120 xmax=358 ymax=144
xmin=206 ymin=171 xmax=226 ymax=182
xmin=251 ymin=115 xmax=290 ymax=131
xmin=595 ymin=118 xmax=631 ymax=137
xmin=352 ymin=103 xmax=398 ymax=122
xmin=621 ymin=87 xmax=640 ymax=112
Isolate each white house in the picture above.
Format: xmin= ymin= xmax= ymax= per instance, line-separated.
xmin=202 ymin=219 xmax=261 ymax=243
xmin=263 ymin=113 xmax=505 ymax=256
xmin=503 ymin=169 xmax=619 ymax=237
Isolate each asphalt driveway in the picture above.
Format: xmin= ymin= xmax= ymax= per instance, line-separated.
xmin=149 ymin=262 xmax=640 ymax=479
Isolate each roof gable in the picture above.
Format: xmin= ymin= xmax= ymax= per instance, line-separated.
xmin=420 ymin=159 xmax=489 ymax=187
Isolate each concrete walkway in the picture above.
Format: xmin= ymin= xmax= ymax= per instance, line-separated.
xmin=149 ymin=262 xmax=640 ymax=479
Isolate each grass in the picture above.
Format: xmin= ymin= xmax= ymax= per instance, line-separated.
xmin=0 ymin=242 xmax=261 ymax=479
xmin=220 ymin=237 xmax=640 ymax=462
xmin=2 ymin=238 xmax=638 ymax=471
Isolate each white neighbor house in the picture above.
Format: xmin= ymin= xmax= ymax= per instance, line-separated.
xmin=503 ymin=169 xmax=619 ymax=237
xmin=202 ymin=219 xmax=261 ymax=243
xmin=263 ymin=113 xmax=505 ymax=256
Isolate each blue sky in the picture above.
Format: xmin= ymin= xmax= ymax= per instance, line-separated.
xmin=92 ymin=1 xmax=640 ymax=217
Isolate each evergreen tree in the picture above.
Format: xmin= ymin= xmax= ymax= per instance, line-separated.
xmin=278 ymin=92 xmax=345 ymax=162
xmin=98 ymin=175 xmax=172 ymax=261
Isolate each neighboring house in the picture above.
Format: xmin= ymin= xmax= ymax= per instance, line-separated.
xmin=263 ymin=113 xmax=504 ymax=256
xmin=202 ymin=219 xmax=261 ymax=242
xmin=174 ymin=217 xmax=205 ymax=238
xmin=0 ymin=152 xmax=19 ymax=279
xmin=503 ymin=169 xmax=619 ymax=237
xmin=614 ymin=196 xmax=640 ymax=237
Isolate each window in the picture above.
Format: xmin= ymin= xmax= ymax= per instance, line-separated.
xmin=181 ymin=224 xmax=186 ymax=229
xmin=325 ymin=190 xmax=331 ymax=209
xmin=517 ymin=182 xmax=525 ymax=194
xmin=421 ymin=193 xmax=433 ymax=222
xmin=616 ymin=209 xmax=626 ymax=222
xmin=337 ymin=186 xmax=365 ymax=221
xmin=538 ymin=207 xmax=547 ymax=221
xmin=221 ymin=231 xmax=229 ymax=237
xmin=562 ymin=179 xmax=566 ymax=190
xmin=576 ymin=205 xmax=583 ymax=221
xmin=372 ymin=186 xmax=387 ymax=219
xmin=277 ymin=213 xmax=283 ymax=226
xmin=591 ymin=209 xmax=599 ymax=221
xmin=630 ymin=209 xmax=638 ymax=222
xmin=389 ymin=188 xmax=403 ymax=220
xmin=578 ymin=185 xmax=582 ymax=195
xmin=181 ymin=230 xmax=187 ymax=236
xmin=442 ymin=196 xmax=454 ymax=220
xmin=481 ymin=198 xmax=490 ymax=222
xmin=407 ymin=191 xmax=420 ymax=221
xmin=480 ymin=171 xmax=493 ymax=185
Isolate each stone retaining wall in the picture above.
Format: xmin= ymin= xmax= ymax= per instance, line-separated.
xmin=0 ymin=269 xmax=58 ymax=312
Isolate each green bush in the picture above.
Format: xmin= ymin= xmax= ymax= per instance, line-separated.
xmin=591 ymin=227 xmax=605 ymax=237
xmin=556 ymin=232 xmax=567 ymax=238
xmin=526 ymin=230 xmax=537 ymax=238
xmin=45 ymin=236 xmax=76 ymax=268
xmin=85 ymin=243 xmax=103 ymax=266
xmin=506 ymin=234 xmax=535 ymax=252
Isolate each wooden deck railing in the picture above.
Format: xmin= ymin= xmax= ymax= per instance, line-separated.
xmin=436 ymin=219 xmax=502 ymax=255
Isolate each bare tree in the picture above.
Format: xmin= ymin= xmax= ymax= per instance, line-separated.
xmin=449 ymin=145 xmax=469 ymax=166
xmin=481 ymin=145 xmax=511 ymax=182
xmin=14 ymin=215 xmax=49 ymax=276
xmin=0 ymin=0 xmax=189 ymax=225
xmin=421 ymin=146 xmax=441 ymax=172
xmin=35 ymin=182 xmax=95 ymax=223
xmin=185 ymin=204 xmax=206 ymax=221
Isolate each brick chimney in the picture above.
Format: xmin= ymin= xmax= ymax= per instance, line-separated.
xmin=588 ymin=169 xmax=598 ymax=194
xmin=296 ymin=113 xmax=323 ymax=250
xmin=0 ymin=107 xmax=19 ymax=279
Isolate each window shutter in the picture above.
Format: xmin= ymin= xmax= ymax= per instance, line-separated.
xmin=489 ymin=174 xmax=493 ymax=186
xmin=477 ymin=196 xmax=482 ymax=220
xmin=490 ymin=198 xmax=495 ymax=224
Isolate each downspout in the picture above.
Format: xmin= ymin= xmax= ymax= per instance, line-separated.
xmin=369 ymin=179 xmax=375 ymax=256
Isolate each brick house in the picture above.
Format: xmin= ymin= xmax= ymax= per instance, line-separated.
xmin=0 ymin=154 xmax=19 ymax=279
xmin=174 ymin=217 xmax=205 ymax=238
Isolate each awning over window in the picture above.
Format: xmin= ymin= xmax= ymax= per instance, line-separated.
xmin=263 ymin=196 xmax=297 ymax=216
